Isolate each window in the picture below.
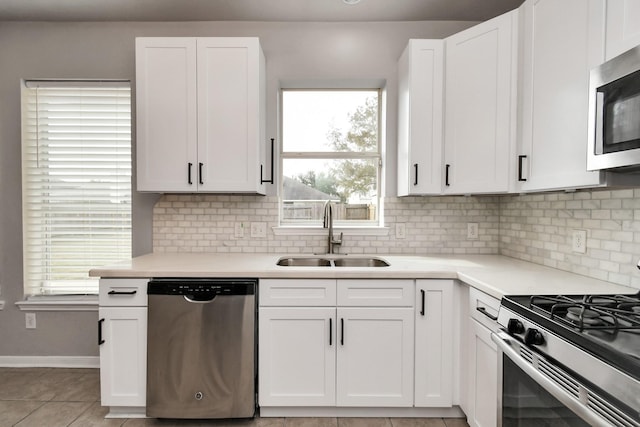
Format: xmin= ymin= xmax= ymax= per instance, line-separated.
xmin=280 ymin=89 xmax=381 ymax=227
xmin=21 ymin=80 xmax=132 ymax=296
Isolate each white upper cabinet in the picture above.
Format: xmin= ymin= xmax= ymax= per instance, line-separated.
xmin=136 ymin=37 xmax=266 ymax=194
xmin=517 ymin=0 xmax=607 ymax=191
xmin=136 ymin=38 xmax=197 ymax=192
xmin=605 ymin=0 xmax=640 ymax=61
xmin=443 ymin=10 xmax=518 ymax=194
xmin=397 ymin=39 xmax=444 ymax=196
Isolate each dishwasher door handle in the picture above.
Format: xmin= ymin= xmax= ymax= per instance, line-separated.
xmin=183 ymin=295 xmax=217 ymax=304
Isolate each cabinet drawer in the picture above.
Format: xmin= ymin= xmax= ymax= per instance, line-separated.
xmin=260 ymin=279 xmax=336 ymax=307
xmin=337 ymin=280 xmax=414 ymax=307
xmin=469 ymin=287 xmax=500 ymax=331
xmin=99 ymin=278 xmax=149 ymax=307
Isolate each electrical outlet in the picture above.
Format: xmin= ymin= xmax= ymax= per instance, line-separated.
xmin=467 ymin=223 xmax=479 ymax=239
xmin=0 ymin=300 xmax=4 ymax=310
xmin=396 ymin=223 xmax=406 ymax=239
xmin=234 ymin=222 xmax=245 ymax=238
xmin=25 ymin=312 xmax=36 ymax=329
xmin=250 ymin=222 xmax=267 ymax=238
xmin=572 ymin=229 xmax=587 ymax=254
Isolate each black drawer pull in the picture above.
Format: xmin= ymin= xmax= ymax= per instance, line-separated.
xmin=445 ymin=164 xmax=451 ymax=186
xmin=98 ymin=318 xmax=105 ymax=345
xmin=413 ymin=163 xmax=418 ymax=186
xmin=108 ymin=290 xmax=137 ymax=295
xmin=420 ymin=289 xmax=426 ymax=316
xmin=188 ymin=162 xmax=193 ymax=185
xmin=199 ymin=162 xmax=204 ymax=185
xmin=476 ymin=306 xmax=498 ymax=321
xmin=340 ymin=318 xmax=344 ymax=346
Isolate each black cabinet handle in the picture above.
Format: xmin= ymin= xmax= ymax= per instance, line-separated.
xmin=413 ymin=163 xmax=418 ymax=186
xmin=188 ymin=163 xmax=193 ymax=185
xmin=340 ymin=318 xmax=344 ymax=346
xmin=98 ymin=318 xmax=105 ymax=345
xmin=420 ymin=289 xmax=426 ymax=316
xmin=261 ymin=138 xmax=275 ymax=184
xmin=198 ymin=163 xmax=204 ymax=185
xmin=476 ymin=306 xmax=498 ymax=321
xmin=329 ymin=318 xmax=333 ymax=346
xmin=445 ymin=164 xmax=451 ymax=186
xmin=108 ymin=290 xmax=137 ymax=295
xmin=518 ymin=155 xmax=527 ymax=182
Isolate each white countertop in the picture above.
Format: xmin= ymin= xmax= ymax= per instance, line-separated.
xmin=89 ymin=253 xmax=638 ymax=300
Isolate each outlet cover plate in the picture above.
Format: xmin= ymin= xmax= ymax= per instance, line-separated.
xmin=467 ymin=223 xmax=479 ymax=239
xmin=250 ymin=222 xmax=267 ymax=238
xmin=396 ymin=223 xmax=406 ymax=239
xmin=572 ymin=229 xmax=587 ymax=254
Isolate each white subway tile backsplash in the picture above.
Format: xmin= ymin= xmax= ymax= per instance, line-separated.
xmin=153 ymin=190 xmax=640 ymax=290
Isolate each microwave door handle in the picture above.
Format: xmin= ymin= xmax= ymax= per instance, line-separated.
xmin=595 ymin=91 xmax=604 ymax=155
xmin=491 ymin=331 xmax=612 ymax=427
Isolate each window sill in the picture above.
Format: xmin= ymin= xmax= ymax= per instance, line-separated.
xmin=273 ymin=226 xmax=390 ymax=237
xmin=16 ymin=295 xmax=98 ymax=312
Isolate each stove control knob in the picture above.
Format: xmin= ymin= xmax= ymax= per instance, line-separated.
xmin=524 ymin=328 xmax=545 ymax=346
xmin=507 ymin=318 xmax=525 ymax=335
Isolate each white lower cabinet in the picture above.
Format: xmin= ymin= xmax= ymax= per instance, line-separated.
xmin=468 ymin=319 xmax=498 ymax=427
xmin=466 ymin=288 xmax=500 ymax=427
xmin=258 ymin=307 xmax=336 ymax=406
xmin=414 ymin=280 xmax=453 ymax=407
xmin=98 ymin=278 xmax=148 ymax=411
xmin=99 ymin=307 xmax=148 ymax=407
xmin=337 ymin=307 xmax=414 ymax=407
xmin=259 ymin=279 xmax=416 ymax=409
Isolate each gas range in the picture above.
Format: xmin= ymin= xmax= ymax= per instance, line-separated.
xmin=496 ymin=292 xmax=640 ymax=426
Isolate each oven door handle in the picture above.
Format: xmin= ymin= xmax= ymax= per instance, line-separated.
xmin=491 ymin=330 xmax=613 ymax=427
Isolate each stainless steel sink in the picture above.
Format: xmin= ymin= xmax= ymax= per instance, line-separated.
xmin=276 ymin=256 xmax=390 ymax=267
xmin=276 ymin=257 xmax=332 ymax=267
xmin=333 ymin=257 xmax=390 ymax=267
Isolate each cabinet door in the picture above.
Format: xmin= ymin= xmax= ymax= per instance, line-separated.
xmin=518 ymin=0 xmax=606 ymax=191
xmin=197 ymin=38 xmax=265 ymax=194
xmin=414 ymin=280 xmax=453 ymax=407
xmin=336 ymin=307 xmax=414 ymax=407
xmin=259 ymin=307 xmax=336 ymax=406
xmin=443 ymin=10 xmax=517 ymax=194
xmin=467 ymin=318 xmax=498 ymax=427
xmin=136 ymin=38 xmax=198 ymax=192
xmin=99 ymin=307 xmax=147 ymax=407
xmin=397 ymin=39 xmax=444 ymax=196
xmin=605 ymin=0 xmax=640 ymax=60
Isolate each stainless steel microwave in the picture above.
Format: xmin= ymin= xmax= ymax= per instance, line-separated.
xmin=587 ymin=44 xmax=640 ymax=171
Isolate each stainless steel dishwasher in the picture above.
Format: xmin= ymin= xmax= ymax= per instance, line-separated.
xmin=146 ymin=278 xmax=257 ymax=419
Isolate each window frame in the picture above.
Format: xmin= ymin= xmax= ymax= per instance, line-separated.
xmin=20 ymin=79 xmax=132 ymax=298
xmin=278 ymin=88 xmax=384 ymax=229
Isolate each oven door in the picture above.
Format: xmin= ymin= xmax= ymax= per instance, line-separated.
xmin=492 ymin=330 xmax=631 ymax=427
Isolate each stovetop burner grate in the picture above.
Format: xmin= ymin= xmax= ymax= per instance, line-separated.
xmin=529 ymin=294 xmax=640 ymax=332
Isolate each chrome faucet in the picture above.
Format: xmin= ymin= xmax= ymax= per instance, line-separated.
xmin=323 ymin=200 xmax=343 ymax=254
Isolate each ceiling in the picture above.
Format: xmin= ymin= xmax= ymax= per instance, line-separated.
xmin=0 ymin=0 xmax=524 ymax=22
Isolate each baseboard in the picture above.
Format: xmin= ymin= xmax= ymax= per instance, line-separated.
xmin=0 ymin=355 xmax=99 ymax=368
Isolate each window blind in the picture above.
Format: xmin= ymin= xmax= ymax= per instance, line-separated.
xmin=21 ymin=81 xmax=132 ymax=296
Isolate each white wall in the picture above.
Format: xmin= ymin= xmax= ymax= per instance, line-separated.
xmin=0 ymin=20 xmax=474 ymax=357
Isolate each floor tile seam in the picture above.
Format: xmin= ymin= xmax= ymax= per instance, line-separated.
xmin=67 ymin=401 xmax=99 ymax=427
xmin=10 ymin=400 xmax=47 ymax=427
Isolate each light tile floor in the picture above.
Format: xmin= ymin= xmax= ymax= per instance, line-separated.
xmin=0 ymin=368 xmax=470 ymax=427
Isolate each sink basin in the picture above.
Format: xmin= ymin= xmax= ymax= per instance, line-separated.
xmin=276 ymin=256 xmax=390 ymax=267
xmin=333 ymin=257 xmax=390 ymax=267
xmin=276 ymin=257 xmax=332 ymax=267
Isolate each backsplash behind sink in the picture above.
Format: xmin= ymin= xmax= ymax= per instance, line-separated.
xmin=153 ymin=189 xmax=640 ymax=290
